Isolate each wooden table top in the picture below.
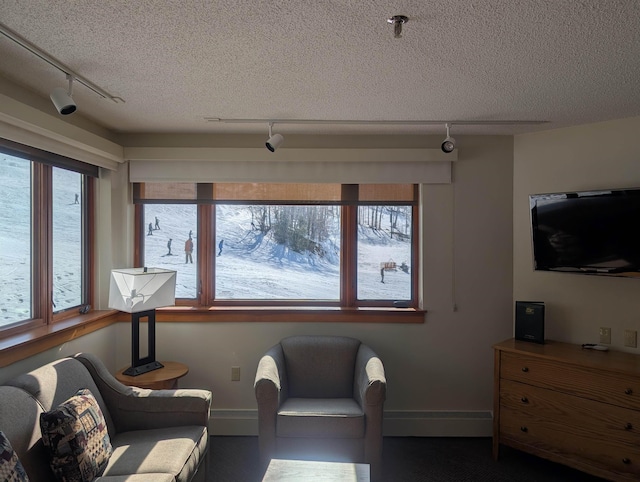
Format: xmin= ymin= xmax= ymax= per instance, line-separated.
xmin=115 ymin=361 xmax=189 ymax=386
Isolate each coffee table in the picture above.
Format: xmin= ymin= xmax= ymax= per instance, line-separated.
xmin=261 ymin=459 xmax=370 ymax=481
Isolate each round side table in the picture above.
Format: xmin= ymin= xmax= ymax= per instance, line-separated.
xmin=115 ymin=361 xmax=189 ymax=389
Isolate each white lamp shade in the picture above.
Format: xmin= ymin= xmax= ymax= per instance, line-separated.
xmin=108 ymin=268 xmax=176 ymax=313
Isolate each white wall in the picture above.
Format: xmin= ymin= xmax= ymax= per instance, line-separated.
xmin=514 ymin=117 xmax=640 ymax=349
xmin=111 ymin=135 xmax=514 ymax=436
xmin=0 ymin=325 xmax=117 ymax=383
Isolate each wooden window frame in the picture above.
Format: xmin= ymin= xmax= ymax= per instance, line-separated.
xmin=0 ymin=146 xmax=95 ymax=340
xmin=134 ymin=183 xmax=423 ymax=320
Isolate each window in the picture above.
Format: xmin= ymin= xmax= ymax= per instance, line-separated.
xmin=135 ymin=183 xmax=418 ymax=309
xmin=142 ymin=204 xmax=198 ymax=299
xmin=215 ymin=204 xmax=342 ymax=301
xmin=357 ymin=205 xmax=413 ymax=301
xmin=52 ymin=167 xmax=85 ymax=311
xmin=0 ymin=154 xmax=32 ymax=325
xmin=0 ymin=141 xmax=95 ymax=337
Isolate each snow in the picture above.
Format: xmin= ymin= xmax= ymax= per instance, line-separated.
xmin=143 ymin=203 xmax=412 ymax=300
xmin=0 ymin=155 xmax=83 ymax=324
xmin=2 ymin=151 xmax=413 ymax=326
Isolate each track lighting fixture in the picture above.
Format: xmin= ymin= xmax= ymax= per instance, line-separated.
xmin=50 ymin=74 xmax=77 ymax=115
xmin=0 ymin=23 xmax=124 ymax=105
xmin=387 ymin=15 xmax=409 ymax=38
xmin=266 ymin=123 xmax=284 ymax=152
xmin=441 ymin=123 xmax=456 ymax=153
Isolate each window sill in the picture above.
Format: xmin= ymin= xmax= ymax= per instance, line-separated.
xmin=0 ymin=310 xmax=118 ymax=367
xmin=155 ymin=306 xmax=426 ymax=324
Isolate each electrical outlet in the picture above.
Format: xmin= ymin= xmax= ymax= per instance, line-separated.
xmin=231 ymin=366 xmax=241 ymax=381
xmin=599 ymin=327 xmax=611 ymax=344
xmin=624 ymin=330 xmax=637 ymax=348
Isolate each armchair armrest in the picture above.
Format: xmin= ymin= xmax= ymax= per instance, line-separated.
xmin=254 ymin=343 xmax=287 ymax=406
xmin=354 ymin=344 xmax=386 ymax=407
xmin=254 ymin=343 xmax=287 ymax=468
xmin=354 ymin=344 xmax=386 ymax=480
xmin=73 ymin=353 xmax=211 ymax=434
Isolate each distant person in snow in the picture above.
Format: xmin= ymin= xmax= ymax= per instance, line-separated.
xmin=155 ymin=216 xmax=160 ymax=230
xmin=167 ymin=238 xmax=172 ymax=255
xmin=218 ymin=239 xmax=224 ymax=256
xmin=185 ymin=236 xmax=194 ymax=263
xmin=147 ymin=222 xmax=153 ymax=236
xmin=380 ymin=267 xmax=385 ymax=283
xmin=74 ymin=193 xmax=79 ymax=204
xmin=189 ymin=229 xmax=193 ymax=238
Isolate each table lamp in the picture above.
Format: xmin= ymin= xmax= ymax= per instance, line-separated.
xmin=108 ymin=267 xmax=176 ymax=376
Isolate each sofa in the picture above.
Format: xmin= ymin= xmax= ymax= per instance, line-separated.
xmin=254 ymin=335 xmax=386 ymax=481
xmin=0 ymin=352 xmax=211 ymax=481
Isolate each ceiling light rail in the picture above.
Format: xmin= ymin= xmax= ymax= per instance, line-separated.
xmin=0 ymin=22 xmax=124 ymax=104
xmin=206 ymin=118 xmax=548 ymax=127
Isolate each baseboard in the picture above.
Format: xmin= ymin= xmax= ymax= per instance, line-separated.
xmin=210 ymin=410 xmax=257 ymax=436
xmin=209 ymin=410 xmax=493 ymax=437
xmin=382 ymin=410 xmax=493 ymax=437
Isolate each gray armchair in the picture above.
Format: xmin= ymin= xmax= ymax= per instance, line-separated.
xmin=254 ymin=335 xmax=386 ymax=480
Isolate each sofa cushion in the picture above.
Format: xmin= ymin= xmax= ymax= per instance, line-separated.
xmin=0 ymin=431 xmax=29 ymax=482
xmin=277 ymin=398 xmax=364 ymax=438
xmin=103 ymin=425 xmax=207 ymax=482
xmin=5 ymin=357 xmax=116 ymax=437
xmin=40 ymin=388 xmax=113 ymax=482
xmin=0 ymin=386 xmax=53 ymax=481
xmin=96 ymin=475 xmax=174 ymax=482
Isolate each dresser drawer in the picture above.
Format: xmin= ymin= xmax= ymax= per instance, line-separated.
xmin=500 ymin=351 xmax=640 ymax=411
xmin=500 ymin=379 xmax=640 ymax=478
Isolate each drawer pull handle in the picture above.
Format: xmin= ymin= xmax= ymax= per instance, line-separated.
xmin=625 ymin=388 xmax=633 ymax=395
xmin=623 ymin=458 xmax=631 ymax=465
xmin=521 ymin=397 xmax=529 ymax=404
xmin=625 ymin=423 xmax=633 ymax=430
xmin=521 ymin=367 xmax=529 ymax=373
xmin=520 ymin=426 xmax=528 ymax=433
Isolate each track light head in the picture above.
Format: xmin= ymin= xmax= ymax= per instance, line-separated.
xmin=441 ymin=136 xmax=456 ymax=153
xmin=441 ymin=123 xmax=456 ymax=153
xmin=266 ymin=123 xmax=284 ymax=152
xmin=266 ymin=133 xmax=284 ymax=152
xmin=50 ymin=75 xmax=76 ymax=115
xmin=50 ymin=87 xmax=76 ymax=115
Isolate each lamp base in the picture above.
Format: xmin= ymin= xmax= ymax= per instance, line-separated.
xmin=123 ymin=360 xmax=164 ymax=377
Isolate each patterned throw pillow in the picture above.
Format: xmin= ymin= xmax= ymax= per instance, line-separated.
xmin=39 ymin=388 xmax=112 ymax=482
xmin=0 ymin=431 xmax=29 ymax=482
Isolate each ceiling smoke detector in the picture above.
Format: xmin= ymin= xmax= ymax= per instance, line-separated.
xmin=387 ymin=15 xmax=409 ymax=38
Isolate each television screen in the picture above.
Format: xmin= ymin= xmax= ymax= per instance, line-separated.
xmin=530 ymin=188 xmax=640 ymax=277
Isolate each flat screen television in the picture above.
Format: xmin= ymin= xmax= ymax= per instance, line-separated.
xmin=529 ymin=188 xmax=640 ymax=277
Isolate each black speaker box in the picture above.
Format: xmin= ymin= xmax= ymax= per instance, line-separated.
xmin=515 ymin=301 xmax=545 ymax=344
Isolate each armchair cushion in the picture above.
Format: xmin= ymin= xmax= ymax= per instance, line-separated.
xmin=281 ymin=336 xmax=360 ymax=398
xmin=277 ymin=398 xmax=364 ymax=438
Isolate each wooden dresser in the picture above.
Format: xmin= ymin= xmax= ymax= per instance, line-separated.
xmin=493 ymin=338 xmax=640 ymax=481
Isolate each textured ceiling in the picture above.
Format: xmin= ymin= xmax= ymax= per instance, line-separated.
xmin=1 ymin=0 xmax=639 ymax=136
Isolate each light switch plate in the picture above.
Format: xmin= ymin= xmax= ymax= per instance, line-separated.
xmin=599 ymin=327 xmax=611 ymax=344
xmin=624 ymin=330 xmax=637 ymax=348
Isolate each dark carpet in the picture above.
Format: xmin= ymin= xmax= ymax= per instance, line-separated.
xmin=208 ymin=436 xmax=606 ymax=481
